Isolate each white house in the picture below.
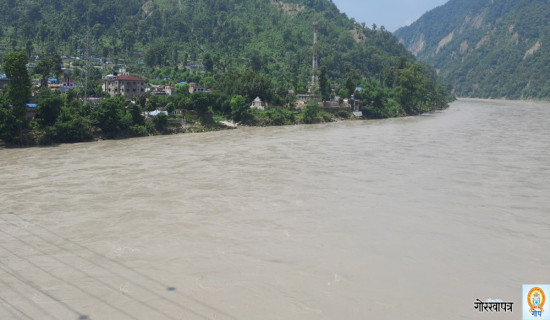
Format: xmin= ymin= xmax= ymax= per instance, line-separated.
xmin=250 ymin=96 xmax=264 ymax=110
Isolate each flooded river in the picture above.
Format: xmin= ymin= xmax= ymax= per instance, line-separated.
xmin=1 ymin=99 xmax=549 ymax=319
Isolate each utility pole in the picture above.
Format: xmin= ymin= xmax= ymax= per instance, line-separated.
xmin=82 ymin=28 xmax=93 ymax=101
xmin=84 ymin=32 xmax=89 ymax=100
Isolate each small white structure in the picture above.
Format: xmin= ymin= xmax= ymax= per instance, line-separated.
xmin=148 ymin=110 xmax=168 ymax=117
xmin=250 ymin=96 xmax=264 ymax=110
xmin=351 ymin=98 xmax=362 ymax=117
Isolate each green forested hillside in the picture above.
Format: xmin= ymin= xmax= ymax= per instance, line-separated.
xmin=0 ymin=0 xmax=415 ymax=85
xmin=395 ymin=0 xmax=550 ymax=99
xmin=0 ymin=0 xmax=452 ymax=145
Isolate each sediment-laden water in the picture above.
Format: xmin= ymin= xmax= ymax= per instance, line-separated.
xmin=1 ymin=99 xmax=549 ymax=319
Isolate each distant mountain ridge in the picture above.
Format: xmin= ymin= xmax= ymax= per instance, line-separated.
xmin=394 ymin=0 xmax=550 ymax=99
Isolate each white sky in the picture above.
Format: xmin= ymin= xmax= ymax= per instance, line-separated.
xmin=331 ymin=0 xmax=449 ymax=32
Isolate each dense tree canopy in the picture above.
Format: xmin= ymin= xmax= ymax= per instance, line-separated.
xmin=2 ymin=51 xmax=31 ymax=108
xmin=0 ymin=51 xmax=31 ymax=143
xmin=0 ymin=0 xmax=417 ymax=86
xmin=0 ymin=0 xmax=453 ymax=145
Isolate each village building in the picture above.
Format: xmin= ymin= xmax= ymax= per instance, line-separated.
xmin=188 ymin=82 xmax=208 ymax=94
xmin=147 ymin=110 xmax=169 ymax=117
xmin=250 ymin=96 xmax=265 ymax=110
xmin=149 ymin=84 xmax=175 ymax=96
xmin=295 ymin=93 xmax=315 ymax=109
xmin=296 ymin=93 xmax=313 ymax=102
xmin=61 ymin=76 xmax=75 ymax=89
xmin=25 ymin=104 xmax=37 ymax=120
xmin=349 ymin=97 xmax=362 ymax=117
xmin=48 ymin=78 xmax=62 ymax=90
xmin=103 ymin=74 xmax=146 ymax=98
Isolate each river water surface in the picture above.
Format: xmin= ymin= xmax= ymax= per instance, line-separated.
xmin=1 ymin=99 xmax=549 ymax=319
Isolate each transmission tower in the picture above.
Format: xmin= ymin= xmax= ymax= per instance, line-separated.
xmin=310 ymin=21 xmax=318 ymax=93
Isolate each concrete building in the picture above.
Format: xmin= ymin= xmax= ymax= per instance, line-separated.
xmin=149 ymin=84 xmax=175 ymax=96
xmin=103 ymin=75 xmax=146 ymax=98
xmin=188 ymin=82 xmax=208 ymax=94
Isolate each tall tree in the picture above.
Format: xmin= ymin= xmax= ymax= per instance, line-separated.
xmin=345 ymin=72 xmax=355 ymax=97
xmin=172 ymin=46 xmax=179 ymax=66
xmin=0 ymin=103 xmax=18 ymax=142
xmin=190 ymin=91 xmax=214 ymax=124
xmin=3 ymin=52 xmax=31 ymax=108
xmin=36 ymin=89 xmax=63 ymax=126
xmin=35 ymin=55 xmax=62 ymax=88
xmin=144 ymin=43 xmax=167 ymax=67
xmin=250 ymin=50 xmax=263 ymax=73
xmin=319 ymin=66 xmax=330 ymax=101
xmin=203 ymin=53 xmax=214 ymax=73
xmin=1 ymin=51 xmax=31 ymax=143
xmin=25 ymin=40 xmax=33 ymax=59
xmin=230 ymin=94 xmax=248 ymax=122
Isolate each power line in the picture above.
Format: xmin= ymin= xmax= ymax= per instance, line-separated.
xmin=0 ymin=257 xmax=84 ymax=319
xmin=1 ymin=218 xmax=219 ymax=320
xmin=0 ymin=294 xmax=34 ymax=320
xmin=0 ymin=226 xmax=180 ymax=320
xmin=0 ymin=240 xmax=135 ymax=320
xmin=0 ymin=273 xmax=57 ymax=319
xmin=1 ymin=212 xmax=239 ymax=320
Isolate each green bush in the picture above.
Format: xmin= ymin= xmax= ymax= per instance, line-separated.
xmin=265 ymin=108 xmax=295 ymax=125
xmin=302 ymin=102 xmax=321 ymax=124
xmin=322 ymin=112 xmax=333 ymax=122
xmin=152 ymin=113 xmax=168 ymax=131
xmin=43 ymin=105 xmax=92 ymax=143
xmin=129 ymin=124 xmax=149 ymax=137
xmin=336 ymin=109 xmax=350 ymax=119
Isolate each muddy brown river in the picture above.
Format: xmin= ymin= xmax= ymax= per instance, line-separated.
xmin=1 ymin=99 xmax=549 ymax=319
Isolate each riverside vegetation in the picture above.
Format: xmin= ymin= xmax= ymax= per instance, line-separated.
xmin=0 ymin=0 xmax=453 ymax=146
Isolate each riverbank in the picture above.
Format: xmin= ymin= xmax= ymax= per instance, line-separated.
xmin=0 ymin=101 xmax=450 ymax=148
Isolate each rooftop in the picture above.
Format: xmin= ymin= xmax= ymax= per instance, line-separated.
xmin=115 ymin=75 xmax=145 ymax=82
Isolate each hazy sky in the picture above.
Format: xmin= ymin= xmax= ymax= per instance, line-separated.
xmin=331 ymin=0 xmax=449 ymax=32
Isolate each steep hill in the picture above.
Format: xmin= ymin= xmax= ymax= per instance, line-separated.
xmin=394 ymin=0 xmax=550 ymax=99
xmin=0 ymin=0 xmax=414 ymax=86
xmin=0 ymin=0 xmax=454 ymax=145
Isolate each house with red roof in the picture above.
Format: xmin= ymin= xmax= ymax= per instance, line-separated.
xmin=103 ymin=74 xmax=146 ymax=98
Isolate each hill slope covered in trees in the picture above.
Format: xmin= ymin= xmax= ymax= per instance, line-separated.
xmin=394 ymin=0 xmax=550 ymax=99
xmin=0 ymin=0 xmax=416 ymax=85
xmin=0 ymin=0 xmax=452 ymax=145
